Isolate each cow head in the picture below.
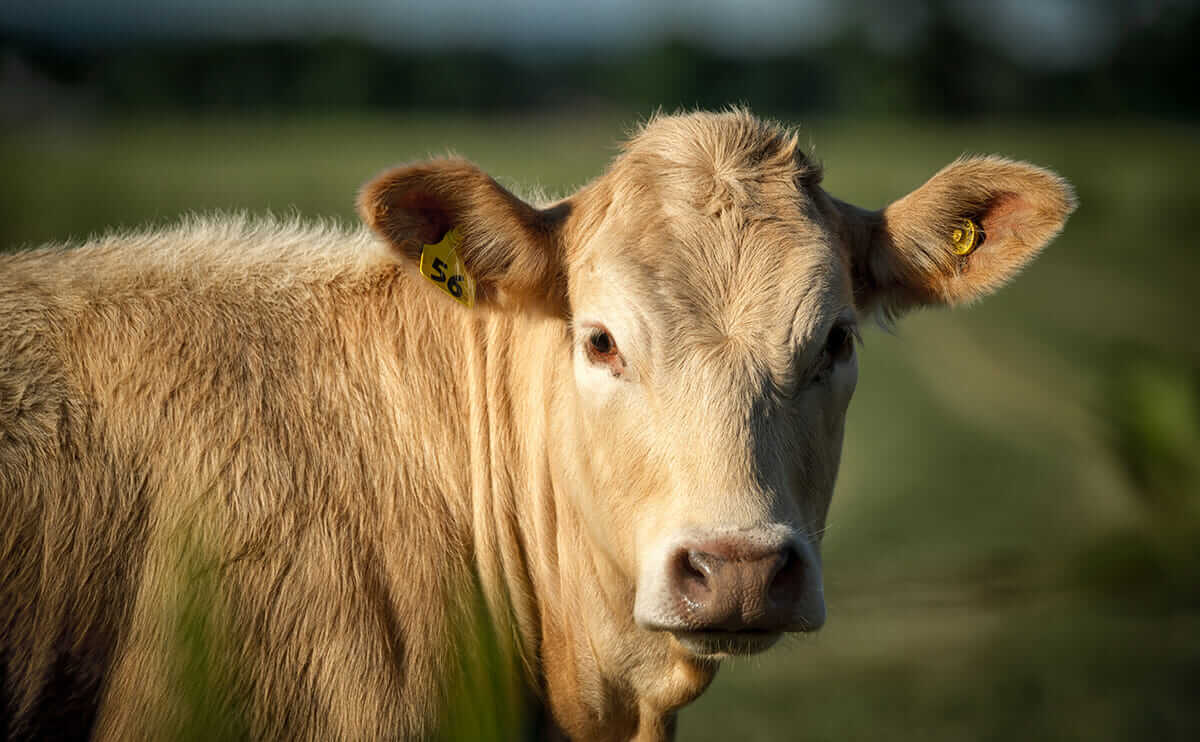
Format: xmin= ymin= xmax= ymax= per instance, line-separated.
xmin=359 ymin=111 xmax=1075 ymax=660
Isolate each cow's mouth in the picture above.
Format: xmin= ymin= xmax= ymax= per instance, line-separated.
xmin=670 ymin=630 xmax=783 ymax=658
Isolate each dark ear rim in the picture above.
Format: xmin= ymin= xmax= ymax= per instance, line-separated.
xmin=357 ymin=158 xmax=572 ymax=311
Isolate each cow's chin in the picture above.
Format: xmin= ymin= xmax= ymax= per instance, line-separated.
xmin=669 ymin=630 xmax=783 ymax=658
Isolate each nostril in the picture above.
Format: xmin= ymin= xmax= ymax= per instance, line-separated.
xmin=767 ymin=547 xmax=804 ymax=603
xmin=671 ymin=548 xmax=720 ymax=604
xmin=686 ymin=549 xmax=721 ymax=580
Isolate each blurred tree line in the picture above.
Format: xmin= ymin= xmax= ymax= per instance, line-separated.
xmin=1 ymin=1 xmax=1197 ymax=119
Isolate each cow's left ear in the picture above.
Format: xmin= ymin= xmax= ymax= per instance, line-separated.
xmin=831 ymin=156 xmax=1076 ymax=318
xmin=358 ymin=158 xmax=569 ymax=311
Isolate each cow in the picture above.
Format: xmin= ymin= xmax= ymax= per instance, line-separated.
xmin=0 ymin=109 xmax=1075 ymax=740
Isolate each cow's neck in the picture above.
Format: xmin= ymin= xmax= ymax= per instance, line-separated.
xmin=456 ymin=308 xmax=717 ymax=740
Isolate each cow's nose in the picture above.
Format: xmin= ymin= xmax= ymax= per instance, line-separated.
xmin=668 ymin=540 xmax=807 ymax=632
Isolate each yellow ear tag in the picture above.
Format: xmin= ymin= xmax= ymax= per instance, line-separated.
xmin=419 ymin=228 xmax=476 ymax=308
xmin=950 ymin=218 xmax=981 ymax=256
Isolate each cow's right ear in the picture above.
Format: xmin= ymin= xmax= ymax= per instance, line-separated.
xmin=358 ymin=158 xmax=569 ymax=312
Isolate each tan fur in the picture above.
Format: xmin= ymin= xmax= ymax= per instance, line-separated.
xmin=1 ymin=111 xmax=1074 ymax=740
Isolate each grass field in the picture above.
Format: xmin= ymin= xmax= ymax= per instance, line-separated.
xmin=3 ymin=111 xmax=1198 ymax=740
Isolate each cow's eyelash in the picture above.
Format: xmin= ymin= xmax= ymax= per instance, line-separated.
xmin=813 ymin=323 xmax=857 ymax=376
xmin=779 ymin=322 xmax=859 ymax=395
xmin=825 ymin=323 xmax=861 ymax=360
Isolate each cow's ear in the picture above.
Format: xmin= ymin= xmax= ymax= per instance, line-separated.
xmin=833 ymin=156 xmax=1076 ymax=319
xmin=358 ymin=158 xmax=569 ymax=312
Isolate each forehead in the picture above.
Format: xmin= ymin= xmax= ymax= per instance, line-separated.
xmin=575 ymin=112 xmax=851 ymax=353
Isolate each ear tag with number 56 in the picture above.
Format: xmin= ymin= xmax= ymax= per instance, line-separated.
xmin=420 ymin=228 xmax=476 ymax=308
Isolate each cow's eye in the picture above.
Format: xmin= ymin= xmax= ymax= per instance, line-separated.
xmin=587 ymin=327 xmax=617 ymax=359
xmin=583 ymin=324 xmax=626 ymax=377
xmin=824 ymin=323 xmax=855 ymax=365
xmin=807 ymin=323 xmax=856 ymax=387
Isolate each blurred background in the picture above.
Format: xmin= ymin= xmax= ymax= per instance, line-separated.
xmin=3 ymin=1 xmax=1198 ymax=739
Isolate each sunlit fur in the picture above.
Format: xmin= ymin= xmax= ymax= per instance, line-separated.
xmin=1 ymin=110 xmax=1074 ymax=741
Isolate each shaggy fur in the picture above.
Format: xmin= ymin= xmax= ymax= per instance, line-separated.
xmin=0 ymin=110 xmax=1074 ymax=741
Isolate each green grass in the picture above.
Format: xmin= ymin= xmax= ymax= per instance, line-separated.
xmin=4 ymin=111 xmax=1198 ymax=740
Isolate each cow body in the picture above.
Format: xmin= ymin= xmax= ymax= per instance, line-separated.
xmin=2 ymin=221 xmax=467 ymax=738
xmin=0 ymin=111 xmax=1074 ymax=740
xmin=0 ymin=218 xmax=687 ymax=739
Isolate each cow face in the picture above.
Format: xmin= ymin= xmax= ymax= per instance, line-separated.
xmin=563 ymin=122 xmax=856 ymax=657
xmin=359 ymin=111 xmax=1075 ymax=659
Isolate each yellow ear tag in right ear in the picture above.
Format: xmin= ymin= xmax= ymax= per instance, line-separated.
xmin=950 ymin=218 xmax=981 ymax=256
xmin=419 ymin=228 xmax=476 ymax=308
